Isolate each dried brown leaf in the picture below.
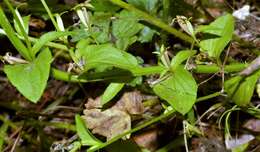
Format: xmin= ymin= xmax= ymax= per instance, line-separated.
xmin=84 ymin=97 xmax=102 ymax=109
xmin=133 ymin=129 xmax=159 ymax=151
xmin=113 ymin=91 xmax=144 ymax=115
xmin=82 ymin=109 xmax=131 ymax=140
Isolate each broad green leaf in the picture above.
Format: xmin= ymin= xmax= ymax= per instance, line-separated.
xmin=75 ymin=43 xmax=139 ymax=71
xmin=195 ymin=25 xmax=223 ymax=36
xmin=4 ymin=48 xmax=52 ymax=103
xmin=153 ymin=67 xmax=197 ymax=114
xmin=199 ymin=14 xmax=234 ymax=58
xmin=91 ymin=12 xmax=112 ymax=43
xmin=32 ymin=31 xmax=75 ymax=55
xmin=127 ymin=0 xmax=159 ymax=13
xmin=101 ymin=83 xmax=125 ymax=105
xmin=115 ymin=36 xmax=138 ymax=51
xmin=112 ymin=10 xmax=143 ymax=39
xmin=75 ymin=114 xmax=102 ymax=146
xmin=0 ymin=6 xmax=31 ymax=61
xmin=224 ymin=76 xmax=243 ymax=97
xmin=170 ymin=50 xmax=196 ymax=71
xmin=138 ymin=26 xmax=157 ymax=43
xmin=90 ymin=0 xmax=120 ymax=12
xmin=225 ymin=70 xmax=260 ymax=106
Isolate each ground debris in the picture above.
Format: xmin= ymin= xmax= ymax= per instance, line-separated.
xmin=82 ymin=108 xmax=131 ymax=140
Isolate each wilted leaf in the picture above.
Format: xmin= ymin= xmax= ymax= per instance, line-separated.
xmin=113 ymin=91 xmax=145 ymax=115
xmin=199 ymin=14 xmax=234 ymax=58
xmin=153 ymin=67 xmax=197 ymax=115
xmin=82 ymin=109 xmax=131 ymax=140
xmin=133 ymin=129 xmax=159 ymax=151
xmin=4 ymin=48 xmax=52 ymax=102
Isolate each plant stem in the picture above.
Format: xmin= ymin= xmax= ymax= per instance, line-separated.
xmin=0 ymin=6 xmax=32 ymax=61
xmin=51 ymin=63 xmax=247 ymax=83
xmin=40 ymin=0 xmax=59 ymax=31
xmin=109 ymin=0 xmax=194 ymax=44
xmin=4 ymin=0 xmax=33 ymax=59
xmin=196 ymin=91 xmax=222 ymax=103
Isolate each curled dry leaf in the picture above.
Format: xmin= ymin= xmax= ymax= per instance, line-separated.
xmin=82 ymin=109 xmax=131 ymax=140
xmin=84 ymin=97 xmax=102 ymax=109
xmin=113 ymin=91 xmax=145 ymax=115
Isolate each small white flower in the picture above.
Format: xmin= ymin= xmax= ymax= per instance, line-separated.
xmin=232 ymin=5 xmax=250 ymax=20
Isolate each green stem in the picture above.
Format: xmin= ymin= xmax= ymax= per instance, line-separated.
xmin=109 ymin=0 xmax=194 ymax=44
xmin=194 ymin=63 xmax=248 ymax=73
xmin=4 ymin=0 xmax=33 ymax=59
xmin=28 ymin=36 xmax=68 ymax=50
xmin=196 ymin=91 xmax=222 ymax=103
xmin=52 ymin=63 xmax=247 ymax=83
xmin=40 ymin=0 xmax=59 ymax=31
xmin=0 ymin=6 xmax=32 ymax=61
xmin=51 ymin=68 xmax=87 ymax=83
xmin=88 ymin=109 xmax=176 ymax=152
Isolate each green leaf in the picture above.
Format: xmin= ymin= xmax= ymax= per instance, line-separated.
xmin=115 ymin=36 xmax=138 ymax=51
xmin=75 ymin=114 xmax=102 ymax=146
xmin=127 ymin=0 xmax=159 ymax=13
xmin=101 ymin=83 xmax=125 ymax=105
xmin=153 ymin=67 xmax=197 ymax=114
xmin=199 ymin=14 xmax=234 ymax=58
xmin=225 ymin=70 xmax=260 ymax=106
xmin=14 ymin=9 xmax=30 ymax=35
xmin=224 ymin=76 xmax=243 ymax=97
xmin=112 ymin=10 xmax=143 ymax=39
xmin=90 ymin=0 xmax=120 ymax=12
xmin=138 ymin=26 xmax=157 ymax=43
xmin=0 ymin=6 xmax=31 ymax=61
xmin=32 ymin=31 xmax=75 ymax=55
xmin=170 ymin=50 xmax=196 ymax=71
xmin=4 ymin=48 xmax=52 ymax=103
xmin=75 ymin=43 xmax=139 ymax=71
